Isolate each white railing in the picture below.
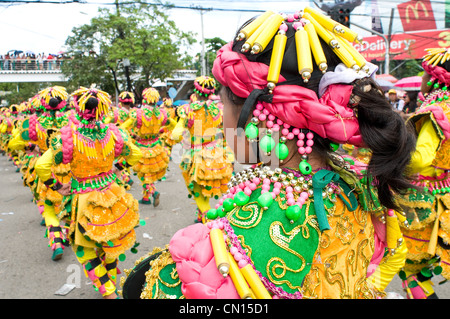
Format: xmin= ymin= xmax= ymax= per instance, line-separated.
xmin=0 ymin=59 xmax=64 ymax=72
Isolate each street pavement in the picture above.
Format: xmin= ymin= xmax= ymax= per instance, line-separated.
xmin=0 ymin=153 xmax=449 ymax=299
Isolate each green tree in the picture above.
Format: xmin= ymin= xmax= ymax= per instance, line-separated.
xmin=62 ymin=0 xmax=196 ymax=102
xmin=0 ymin=82 xmax=65 ymax=106
xmin=390 ymin=59 xmax=423 ymax=79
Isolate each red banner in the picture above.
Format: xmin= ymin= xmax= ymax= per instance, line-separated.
xmin=397 ymin=0 xmax=436 ymax=32
xmin=354 ymin=29 xmax=450 ymax=61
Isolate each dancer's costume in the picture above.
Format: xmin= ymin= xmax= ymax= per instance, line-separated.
xmin=0 ymin=105 xmax=20 ymax=165
xmin=159 ymin=97 xmax=179 ymax=157
xmin=14 ymin=100 xmax=42 ymax=202
xmin=120 ymin=88 xmax=173 ymax=206
xmin=9 ymin=86 xmax=72 ymax=261
xmin=397 ymin=48 xmax=450 ymax=299
xmin=120 ymin=9 xmax=403 ymax=299
xmin=105 ymin=91 xmax=135 ymax=190
xmin=35 ymin=86 xmax=142 ymax=297
xmin=171 ymin=76 xmax=233 ymax=222
xmin=105 ymin=91 xmax=134 ymax=126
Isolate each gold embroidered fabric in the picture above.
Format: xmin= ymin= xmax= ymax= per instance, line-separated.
xmin=301 ymin=199 xmax=381 ymax=299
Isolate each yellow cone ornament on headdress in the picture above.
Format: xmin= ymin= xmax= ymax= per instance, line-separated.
xmin=72 ymin=86 xmax=111 ymax=120
xmin=119 ymin=91 xmax=135 ymax=104
xmin=193 ymin=75 xmax=216 ymax=97
xmin=234 ymin=6 xmax=368 ymax=93
xmin=423 ymin=47 xmax=450 ymax=67
xmin=38 ymin=85 xmax=69 ymax=107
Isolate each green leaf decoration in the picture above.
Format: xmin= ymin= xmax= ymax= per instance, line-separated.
xmin=408 ymin=281 xmax=419 ymax=288
xmin=433 ymin=266 xmax=443 ymax=275
xmin=420 ymin=267 xmax=433 ymax=278
xmin=54 ymin=151 xmax=63 ymax=165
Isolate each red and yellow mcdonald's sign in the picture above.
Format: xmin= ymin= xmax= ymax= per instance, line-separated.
xmin=397 ymin=0 xmax=436 ymax=31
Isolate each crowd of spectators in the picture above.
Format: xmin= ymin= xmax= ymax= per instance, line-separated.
xmin=0 ymin=51 xmax=66 ymax=71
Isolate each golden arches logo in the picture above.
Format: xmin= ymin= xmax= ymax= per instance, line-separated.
xmin=404 ymin=1 xmax=429 ymax=23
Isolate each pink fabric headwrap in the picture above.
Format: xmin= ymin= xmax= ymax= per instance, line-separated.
xmin=422 ymin=60 xmax=450 ymax=87
xmin=212 ymin=42 xmax=363 ymax=146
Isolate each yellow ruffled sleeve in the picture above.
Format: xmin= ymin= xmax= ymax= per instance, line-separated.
xmin=0 ymin=122 xmax=7 ymax=134
xmin=7 ymin=131 xmax=26 ymax=152
xmin=409 ymin=118 xmax=441 ymax=176
xmin=124 ymin=142 xmax=142 ymax=167
xmin=120 ymin=117 xmax=134 ymax=131
xmin=35 ymin=148 xmax=54 ymax=182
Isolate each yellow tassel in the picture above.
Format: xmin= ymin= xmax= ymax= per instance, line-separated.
xmin=250 ymin=13 xmax=284 ymax=54
xmin=385 ymin=210 xmax=402 ymax=251
xmin=427 ymin=200 xmax=444 ymax=255
xmin=329 ymin=30 xmax=356 ymax=69
xmin=304 ymin=20 xmax=327 ymax=73
xmin=428 ymin=53 xmax=442 ymax=67
xmin=295 ymin=26 xmax=313 ymax=83
xmin=335 ymin=35 xmax=368 ymax=72
xmin=304 ymin=6 xmax=346 ymax=35
xmin=236 ymin=11 xmax=274 ymax=41
xmin=302 ymin=12 xmax=339 ymax=49
xmin=209 ymin=228 xmax=230 ymax=277
xmin=241 ymin=15 xmax=274 ymax=53
xmin=267 ymin=30 xmax=287 ymax=88
xmin=228 ymin=253 xmax=253 ymax=299
xmin=443 ymin=52 xmax=449 ymax=64
xmin=240 ymin=264 xmax=272 ymax=299
xmin=338 ymin=24 xmax=363 ymax=44
xmin=432 ymin=54 xmax=444 ymax=67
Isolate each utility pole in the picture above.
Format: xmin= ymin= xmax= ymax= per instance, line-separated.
xmin=200 ymin=8 xmax=206 ymax=76
xmin=191 ymin=5 xmax=212 ymax=76
xmin=115 ymin=0 xmax=132 ymax=93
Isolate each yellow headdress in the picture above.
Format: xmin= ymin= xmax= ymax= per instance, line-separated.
xmin=38 ymin=86 xmax=68 ymax=110
xmin=423 ymin=48 xmax=450 ymax=68
xmin=194 ymin=76 xmax=216 ymax=97
xmin=420 ymin=47 xmax=450 ymax=101
xmin=71 ymin=86 xmax=111 ymax=121
xmin=119 ymin=91 xmax=135 ymax=104
xmin=235 ymin=7 xmax=368 ymax=92
xmin=142 ymin=87 xmax=160 ymax=105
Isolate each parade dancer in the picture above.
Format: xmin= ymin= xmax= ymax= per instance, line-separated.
xmin=396 ymin=47 xmax=450 ymax=299
xmin=35 ymin=86 xmax=142 ymax=299
xmin=106 ymin=91 xmax=135 ymax=126
xmin=105 ymin=91 xmax=136 ymax=189
xmin=121 ymin=8 xmax=416 ymax=299
xmin=121 ymin=87 xmax=174 ymax=206
xmin=171 ymin=76 xmax=233 ymax=223
xmin=9 ymin=86 xmax=72 ymax=261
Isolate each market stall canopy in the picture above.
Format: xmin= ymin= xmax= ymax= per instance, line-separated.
xmin=376 ymin=78 xmax=395 ymax=90
xmin=376 ymin=74 xmax=398 ymax=83
xmin=394 ymin=76 xmax=422 ymax=91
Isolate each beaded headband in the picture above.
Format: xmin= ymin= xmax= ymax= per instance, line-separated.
xmin=194 ymin=76 xmax=216 ymax=97
xmin=235 ymin=7 xmax=367 ymax=93
xmin=119 ymin=91 xmax=135 ymax=104
xmin=71 ymin=86 xmax=111 ymax=121
xmin=142 ymin=87 xmax=160 ymax=105
xmin=38 ymin=86 xmax=68 ymax=110
xmin=418 ymin=48 xmax=450 ymax=104
xmin=423 ymin=48 xmax=450 ymax=87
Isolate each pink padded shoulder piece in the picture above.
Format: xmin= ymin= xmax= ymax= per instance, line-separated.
xmin=169 ymin=223 xmax=240 ymax=299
